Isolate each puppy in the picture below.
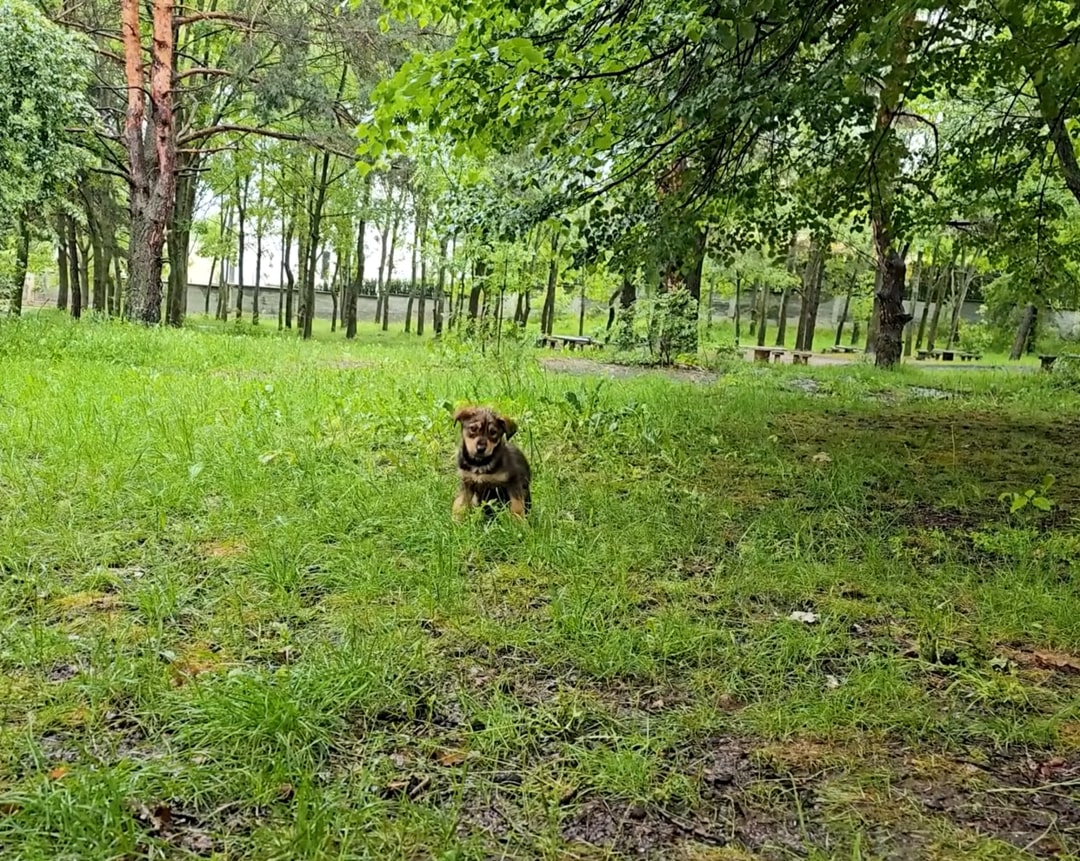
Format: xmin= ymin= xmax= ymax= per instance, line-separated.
xmin=453 ymin=405 xmax=531 ymax=520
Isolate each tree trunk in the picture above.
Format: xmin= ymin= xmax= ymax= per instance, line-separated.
xmin=925 ymin=265 xmax=951 ymax=351
xmin=303 ymin=151 xmax=333 ymax=340
xmin=540 ymin=233 xmax=559 ymax=335
xmin=775 ymin=288 xmax=790 ymax=347
xmin=756 ymin=283 xmax=768 ymax=347
xmin=67 ymin=217 xmax=82 ymax=320
xmin=1010 ymin=303 xmax=1038 ymax=360
xmin=733 ymin=272 xmax=741 ymax=344
xmin=204 ymin=256 xmax=216 ymax=316
xmin=167 ymin=165 xmax=196 ymax=326
xmin=433 ymin=236 xmax=448 ymax=336
xmin=835 ymin=273 xmax=854 ymax=345
xmin=867 ymin=13 xmax=914 ymax=367
xmin=252 ymin=224 xmax=263 ymax=326
xmin=907 ymin=250 xmax=924 ymax=358
xmin=684 ymin=227 xmax=707 ymax=302
xmin=8 ymin=213 xmax=30 ymax=316
xmin=56 ymin=218 xmax=70 ymax=311
xmin=283 ymin=212 xmax=295 ymax=329
xmin=578 ymin=275 xmax=587 ymax=336
xmin=468 ymin=258 xmax=486 ymax=322
xmin=797 ymin=242 xmax=825 ymax=352
xmin=121 ymin=0 xmax=176 ymax=325
xmin=915 ymin=240 xmax=943 ymax=351
xmin=416 ymin=207 xmax=427 ymax=337
xmin=234 ymin=174 xmax=248 ymax=322
xmin=374 ymin=224 xmax=389 ymax=324
xmin=946 ymin=256 xmax=973 ymax=349
xmin=346 ymin=213 xmax=365 ymax=340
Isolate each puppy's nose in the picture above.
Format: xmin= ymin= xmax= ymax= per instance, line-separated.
xmin=476 ymin=442 xmax=487 ymax=452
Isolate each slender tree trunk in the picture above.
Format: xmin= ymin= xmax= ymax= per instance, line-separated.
xmin=946 ymin=255 xmax=973 ymax=349
xmin=756 ymin=284 xmax=768 ymax=347
xmin=8 ymin=213 xmax=30 ymax=316
xmin=67 ymin=217 xmax=82 ymax=320
xmin=433 ymin=236 xmax=448 ymax=335
xmin=374 ymin=224 xmax=389 ymax=324
xmin=56 ymin=218 xmax=70 ymax=311
xmin=835 ymin=273 xmax=854 ymax=345
xmin=578 ymin=275 xmax=586 ymax=336
xmin=252 ymin=214 xmax=263 ymax=326
xmin=748 ymin=281 xmax=760 ymax=336
xmin=540 ymin=233 xmax=559 ymax=335
xmin=283 ymin=212 xmax=295 ymax=329
xmin=915 ymin=240 xmax=943 ymax=351
xmin=167 ymin=164 xmax=196 ymax=326
xmin=1010 ymin=303 xmax=1038 ymax=360
xmin=346 ymin=210 xmax=365 ymax=340
xmin=797 ymin=242 xmax=825 ymax=352
xmin=926 ymin=261 xmax=952 ymax=351
xmin=733 ymin=272 xmax=741 ymax=344
xmin=416 ymin=207 xmax=427 ymax=337
xmin=234 ymin=175 xmax=247 ymax=322
xmin=774 ymin=287 xmax=790 ymax=347
xmin=205 ymin=256 xmax=216 ymax=316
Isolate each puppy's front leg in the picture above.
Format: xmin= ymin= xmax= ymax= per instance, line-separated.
xmin=453 ymin=486 xmax=474 ymax=521
xmin=508 ymin=488 xmax=527 ymax=520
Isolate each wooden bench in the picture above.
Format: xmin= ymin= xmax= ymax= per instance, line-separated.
xmin=916 ymin=349 xmax=931 ymax=360
xmin=536 ymin=334 xmax=597 ymax=351
xmin=825 ymin=345 xmax=860 ymax=354
xmin=958 ymin=351 xmax=982 ymax=362
xmin=792 ymin=351 xmax=812 ymax=366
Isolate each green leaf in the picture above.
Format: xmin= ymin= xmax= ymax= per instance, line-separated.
xmin=1010 ymin=496 xmax=1027 ymax=513
xmin=1031 ymin=497 xmax=1052 ymax=512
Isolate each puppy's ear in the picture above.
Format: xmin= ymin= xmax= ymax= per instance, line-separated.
xmin=499 ymin=415 xmax=518 ymax=440
xmin=453 ymin=406 xmax=477 ymax=425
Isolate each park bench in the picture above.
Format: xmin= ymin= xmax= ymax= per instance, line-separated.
xmin=1040 ymin=353 xmax=1080 ymax=370
xmin=792 ymin=351 xmax=812 ymax=365
xmin=752 ymin=347 xmax=786 ymax=363
xmin=825 ymin=345 xmax=860 ymax=354
xmin=536 ymin=334 xmax=598 ymax=351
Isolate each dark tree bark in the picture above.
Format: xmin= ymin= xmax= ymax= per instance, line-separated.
xmin=756 ymin=283 xmax=768 ymax=347
xmin=540 ymin=233 xmax=559 ymax=335
xmin=167 ymin=166 xmax=196 ymax=326
xmin=67 ymin=217 xmax=82 ymax=320
xmin=835 ymin=273 xmax=854 ymax=346
xmin=796 ymin=242 xmax=825 ymax=352
xmin=433 ymin=236 xmax=448 ymax=335
xmin=1010 ymin=303 xmax=1038 ymax=360
xmin=56 ymin=217 xmax=70 ymax=311
xmin=346 ymin=211 xmax=365 ymax=340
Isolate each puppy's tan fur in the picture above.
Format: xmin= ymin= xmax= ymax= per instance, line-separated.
xmin=453 ymin=406 xmax=531 ymax=520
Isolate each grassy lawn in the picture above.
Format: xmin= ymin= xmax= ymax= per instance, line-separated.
xmin=0 ymin=314 xmax=1078 ymax=860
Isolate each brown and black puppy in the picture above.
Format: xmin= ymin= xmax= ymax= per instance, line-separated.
xmin=453 ymin=405 xmax=531 ymax=520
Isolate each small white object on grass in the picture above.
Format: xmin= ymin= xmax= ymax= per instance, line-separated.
xmin=788 ymin=610 xmax=819 ymax=624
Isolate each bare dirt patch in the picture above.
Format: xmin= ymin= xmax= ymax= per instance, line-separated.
xmin=540 ymin=356 xmax=720 ymax=384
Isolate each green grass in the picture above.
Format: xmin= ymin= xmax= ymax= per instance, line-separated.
xmin=0 ymin=313 xmax=1078 ymax=860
